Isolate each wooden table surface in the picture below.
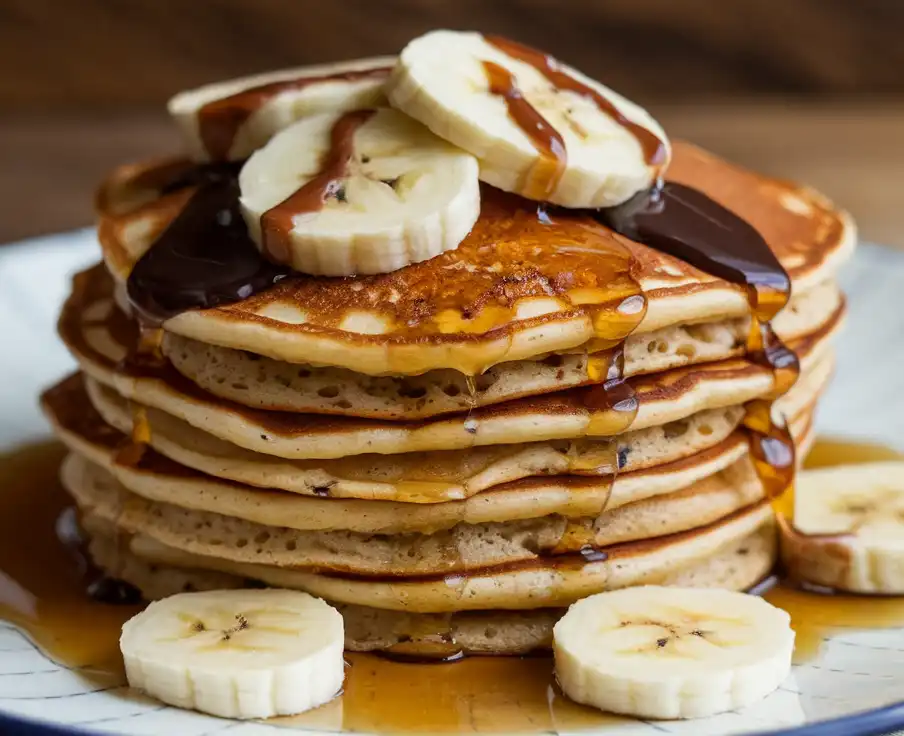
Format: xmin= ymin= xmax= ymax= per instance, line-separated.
xmin=2 ymin=101 xmax=903 ymax=247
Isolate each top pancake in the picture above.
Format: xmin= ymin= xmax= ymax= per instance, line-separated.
xmin=97 ymin=141 xmax=854 ymax=375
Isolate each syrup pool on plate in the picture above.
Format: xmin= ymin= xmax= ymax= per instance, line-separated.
xmin=2 ymin=436 xmax=904 ymax=732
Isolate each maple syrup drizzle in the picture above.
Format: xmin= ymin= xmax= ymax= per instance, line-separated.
xmin=464 ymin=374 xmax=478 ymax=408
xmin=113 ymin=324 xmax=165 ymax=467
xmin=485 ymin=35 xmax=668 ymax=168
xmin=597 ymin=181 xmax=800 ymax=504
xmin=259 ymin=109 xmax=375 ymax=265
xmin=481 ymin=60 xmax=567 ymax=199
xmin=197 ymin=66 xmax=391 ymax=161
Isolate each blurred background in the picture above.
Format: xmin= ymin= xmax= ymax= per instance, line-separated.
xmin=2 ymin=0 xmax=902 ymax=244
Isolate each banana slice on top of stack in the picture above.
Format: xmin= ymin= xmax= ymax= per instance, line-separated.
xmin=387 ymin=30 xmax=670 ymax=208
xmin=167 ymin=29 xmax=670 ymax=276
xmin=239 ymin=108 xmax=480 ymax=276
xmin=168 ymin=57 xmax=394 ymax=162
xmin=779 ymin=462 xmax=904 ymax=593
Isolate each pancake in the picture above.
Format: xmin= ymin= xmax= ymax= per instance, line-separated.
xmin=66 ymin=279 xmax=840 ymax=459
xmin=83 ymin=515 xmax=246 ymax=600
xmin=84 ymin=516 xmax=774 ymax=656
xmin=160 ymin=279 xmax=841 ymax=419
xmin=125 ymin=501 xmax=775 ymax=612
xmin=44 ymin=373 xmax=817 ymax=533
xmin=96 ymin=142 xmax=853 ymax=376
xmin=65 ymin=263 xmax=841 ymax=421
xmin=65 ymin=350 xmax=828 ymax=504
xmin=63 ymin=448 xmax=769 ymax=575
xmin=79 ymin=335 xmax=836 ymax=460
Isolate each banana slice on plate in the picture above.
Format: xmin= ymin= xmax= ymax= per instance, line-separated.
xmin=780 ymin=462 xmax=904 ymax=593
xmin=120 ymin=589 xmax=344 ymax=719
xmin=554 ymin=586 xmax=794 ymax=720
xmin=169 ymin=57 xmax=394 ymax=162
xmin=386 ymin=30 xmax=670 ymax=208
xmin=239 ymin=107 xmax=480 ymax=276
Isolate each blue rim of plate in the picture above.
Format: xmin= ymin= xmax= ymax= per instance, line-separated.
xmin=1 ymin=695 xmax=904 ymax=736
xmin=1 ymin=233 xmax=904 ymax=736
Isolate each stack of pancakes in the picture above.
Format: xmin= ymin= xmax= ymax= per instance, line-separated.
xmin=42 ymin=140 xmax=852 ymax=657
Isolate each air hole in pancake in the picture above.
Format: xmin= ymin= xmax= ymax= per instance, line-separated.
xmin=209 ymin=538 xmax=223 ymax=546
xmin=475 ymin=374 xmax=497 ymax=391
xmin=699 ymin=423 xmax=714 ymax=436
xmin=657 ymin=342 xmax=668 ymax=354
xmin=254 ymin=531 xmax=271 ymax=544
xmin=318 ymin=386 xmax=340 ymax=398
xmin=236 ymin=538 xmax=248 ymax=548
xmin=243 ymin=351 xmax=261 ymax=362
xmin=684 ymin=324 xmax=719 ymax=343
xmin=485 ymin=626 xmax=498 ymax=639
xmin=274 ymin=375 xmax=290 ymax=388
xmin=297 ymin=368 xmax=311 ymax=378
xmin=285 ymin=540 xmax=297 ymax=551
xmin=676 ymin=344 xmax=696 ymax=359
xmin=443 ymin=384 xmax=461 ymax=397
xmin=663 ymin=420 xmax=689 ymax=439
xmin=542 ymin=355 xmax=564 ymax=368
xmin=398 ymin=384 xmax=427 ymax=399
xmin=231 ymin=382 xmax=248 ymax=391
xmin=336 ymin=399 xmax=353 ymax=409
xmin=647 ymin=341 xmax=657 ymax=353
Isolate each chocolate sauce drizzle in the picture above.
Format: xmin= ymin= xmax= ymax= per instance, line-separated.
xmin=126 ymin=163 xmax=288 ymax=324
xmin=597 ymin=183 xmax=791 ymax=311
xmin=197 ymin=66 xmax=391 ymax=161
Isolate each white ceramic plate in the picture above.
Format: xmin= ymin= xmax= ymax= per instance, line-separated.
xmin=2 ymin=230 xmax=904 ymax=736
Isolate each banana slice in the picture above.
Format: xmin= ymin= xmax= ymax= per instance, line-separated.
xmin=554 ymin=586 xmax=793 ymax=720
xmin=120 ymin=589 xmax=344 ymax=719
xmin=385 ymin=30 xmax=670 ymax=208
xmin=239 ymin=107 xmax=480 ymax=276
xmin=780 ymin=462 xmax=904 ymax=593
xmin=168 ymin=57 xmax=394 ymax=162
